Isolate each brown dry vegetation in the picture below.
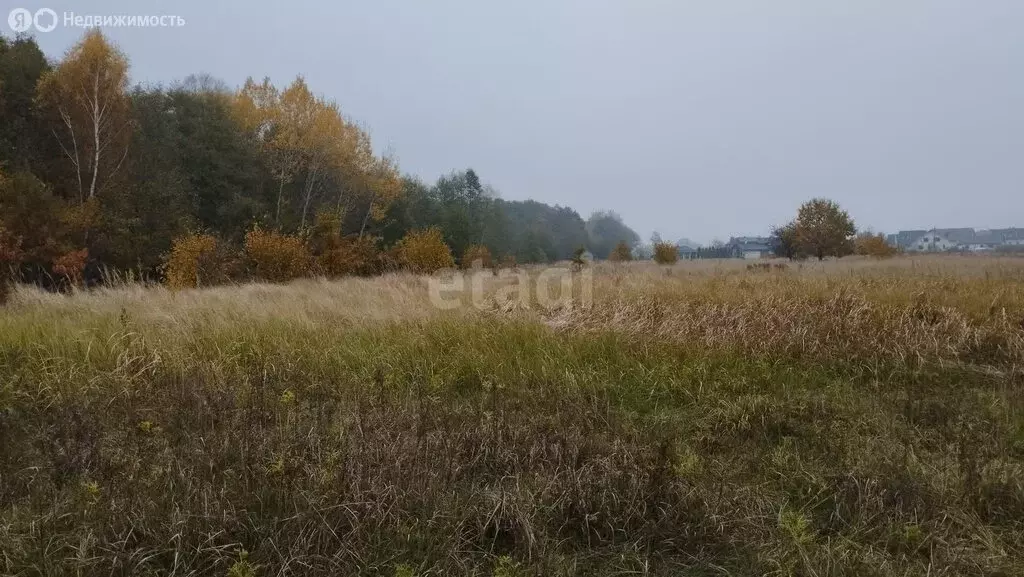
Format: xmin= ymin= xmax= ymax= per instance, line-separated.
xmin=1 ymin=256 xmax=1024 ymax=576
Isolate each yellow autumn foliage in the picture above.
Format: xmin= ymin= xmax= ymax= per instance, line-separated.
xmin=653 ymin=242 xmax=679 ymax=265
xmin=163 ymin=233 xmax=220 ymax=289
xmin=244 ymin=228 xmax=311 ymax=282
xmin=395 ymin=228 xmax=455 ymax=274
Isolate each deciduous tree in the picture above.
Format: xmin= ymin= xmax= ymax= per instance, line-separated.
xmin=793 ymin=198 xmax=856 ymax=260
xmin=0 ymin=35 xmax=52 ymax=171
xmin=37 ymin=29 xmax=132 ymax=203
xmin=586 ymin=211 xmax=639 ymax=260
xmin=771 ymin=221 xmax=801 ymax=260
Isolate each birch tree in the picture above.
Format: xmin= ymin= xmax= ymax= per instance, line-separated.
xmin=233 ymin=77 xmax=298 ymax=228
xmin=37 ymin=29 xmax=131 ymax=204
xmin=277 ymin=78 xmax=341 ymax=229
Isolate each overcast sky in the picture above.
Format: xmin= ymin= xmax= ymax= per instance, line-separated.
xmin=16 ymin=0 xmax=1024 ymax=243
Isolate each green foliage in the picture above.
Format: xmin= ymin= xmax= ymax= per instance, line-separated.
xmin=771 ymin=221 xmax=803 ymax=260
xmin=381 ymin=175 xmax=589 ymax=266
xmin=570 ymin=246 xmax=587 ymax=270
xmin=226 ymin=551 xmax=257 ymax=577
xmin=586 ymin=211 xmax=640 ymax=260
xmin=492 ymin=556 xmax=524 ymax=577
xmin=0 ymin=35 xmax=52 ymax=171
xmin=461 ymin=244 xmax=492 ymax=269
xmin=0 ymin=29 xmax=641 ymax=286
xmin=500 ymin=253 xmax=518 ymax=269
xmin=778 ymin=508 xmax=814 ymax=545
xmin=0 ymin=170 xmax=65 ymax=269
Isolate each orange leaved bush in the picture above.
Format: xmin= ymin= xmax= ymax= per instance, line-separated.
xmin=244 ymin=227 xmax=311 ymax=282
xmin=318 ymin=236 xmax=393 ymax=277
xmin=394 ymin=228 xmax=455 ymax=274
xmin=653 ymin=242 xmax=679 ymax=265
xmin=855 ymin=233 xmax=900 ymax=258
xmin=52 ymin=248 xmax=89 ymax=286
xmin=309 ymin=210 xmax=391 ymax=277
xmin=163 ymin=233 xmax=233 ymax=289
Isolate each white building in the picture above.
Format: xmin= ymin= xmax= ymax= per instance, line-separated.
xmin=906 ymin=231 xmax=955 ymax=252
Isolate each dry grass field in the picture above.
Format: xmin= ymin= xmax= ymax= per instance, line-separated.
xmin=2 ymin=256 xmax=1024 ymax=576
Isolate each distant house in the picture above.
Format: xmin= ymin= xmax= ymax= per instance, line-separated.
xmin=889 ymin=227 xmax=1023 ymax=252
xmin=888 ymin=230 xmax=927 ymax=249
xmin=727 ymin=236 xmax=773 ymax=259
xmin=676 ymin=244 xmax=698 ymax=260
xmin=906 ymin=230 xmax=956 ymax=252
xmin=992 ymin=228 xmax=1024 ymax=247
xmin=966 ymin=231 xmax=1001 ymax=252
xmin=935 ymin=228 xmax=976 ymax=247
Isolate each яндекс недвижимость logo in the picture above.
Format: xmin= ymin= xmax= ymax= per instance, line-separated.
xmin=8 ymin=8 xmax=57 ymax=33
xmin=8 ymin=7 xmax=184 ymax=32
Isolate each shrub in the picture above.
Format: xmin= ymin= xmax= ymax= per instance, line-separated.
xmin=163 ymin=233 xmax=234 ymax=289
xmin=855 ymin=233 xmax=899 ymax=258
xmin=308 ymin=209 xmax=344 ymax=254
xmin=571 ymin=246 xmax=588 ymax=271
xmin=244 ymin=228 xmax=311 ymax=282
xmin=394 ymin=228 xmax=455 ymax=274
xmin=308 ymin=209 xmax=389 ymax=277
xmin=653 ymin=242 xmax=679 ymax=265
xmin=317 ymin=236 xmax=390 ymax=277
xmin=609 ymin=241 xmax=633 ymax=262
xmin=461 ymin=244 xmax=492 ymax=270
xmin=52 ymin=248 xmax=89 ymax=286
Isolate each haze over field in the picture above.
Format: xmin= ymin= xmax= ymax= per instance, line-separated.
xmin=25 ymin=0 xmax=1024 ymax=243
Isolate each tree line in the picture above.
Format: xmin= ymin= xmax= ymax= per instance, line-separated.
xmin=0 ymin=30 xmax=643 ymax=290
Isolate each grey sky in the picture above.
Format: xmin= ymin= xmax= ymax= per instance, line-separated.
xmin=18 ymin=0 xmax=1024 ymax=243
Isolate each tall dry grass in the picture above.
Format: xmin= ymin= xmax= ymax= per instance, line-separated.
xmin=1 ymin=256 xmax=1023 ymax=576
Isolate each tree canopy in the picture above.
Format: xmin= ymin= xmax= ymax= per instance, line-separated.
xmin=0 ymin=30 xmax=636 ymax=287
xmin=791 ymin=198 xmax=857 ymax=260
